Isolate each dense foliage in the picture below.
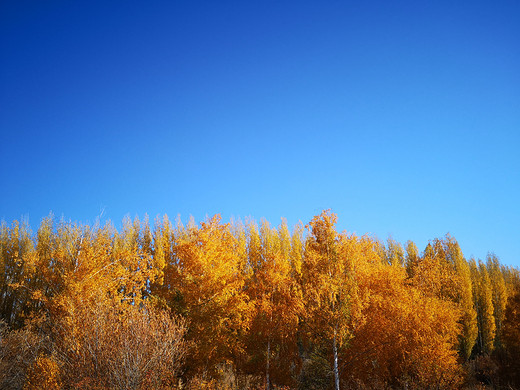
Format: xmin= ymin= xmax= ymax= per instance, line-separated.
xmin=0 ymin=211 xmax=519 ymax=389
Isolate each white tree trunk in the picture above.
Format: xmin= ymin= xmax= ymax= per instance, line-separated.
xmin=333 ymin=327 xmax=340 ymax=390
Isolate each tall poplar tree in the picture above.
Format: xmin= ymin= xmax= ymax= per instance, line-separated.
xmin=445 ymin=237 xmax=477 ymax=360
xmin=161 ymin=215 xmax=251 ymax=374
xmin=404 ymin=240 xmax=419 ymax=278
xmin=487 ymin=253 xmax=507 ymax=349
xmin=472 ymin=259 xmax=496 ymax=354
xmin=246 ymin=219 xmax=302 ymax=389
xmin=301 ymin=211 xmax=361 ymax=390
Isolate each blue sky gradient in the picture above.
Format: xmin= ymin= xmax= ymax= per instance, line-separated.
xmin=1 ymin=1 xmax=519 ymax=266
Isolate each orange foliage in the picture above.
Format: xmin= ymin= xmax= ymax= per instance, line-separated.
xmin=157 ymin=215 xmax=251 ymax=374
xmin=24 ymin=355 xmax=61 ymax=390
xmin=1 ymin=211 xmax=519 ymax=389
xmin=346 ymin=240 xmax=463 ymax=388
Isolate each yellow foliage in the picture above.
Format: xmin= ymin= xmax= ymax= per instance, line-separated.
xmin=348 ymin=259 xmax=463 ymax=388
xmin=1 ymin=211 xmax=518 ymax=389
xmin=158 ymin=215 xmax=252 ymax=374
xmin=24 ymin=355 xmax=61 ymax=390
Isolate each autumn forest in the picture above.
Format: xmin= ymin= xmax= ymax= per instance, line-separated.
xmin=1 ymin=210 xmax=519 ymax=390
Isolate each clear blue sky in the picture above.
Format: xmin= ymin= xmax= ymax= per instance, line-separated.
xmin=1 ymin=1 xmax=519 ymax=267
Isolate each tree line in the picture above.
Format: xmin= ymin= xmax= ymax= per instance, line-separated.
xmin=1 ymin=210 xmax=519 ymax=389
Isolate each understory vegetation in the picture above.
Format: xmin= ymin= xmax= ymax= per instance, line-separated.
xmin=1 ymin=210 xmax=519 ymax=389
